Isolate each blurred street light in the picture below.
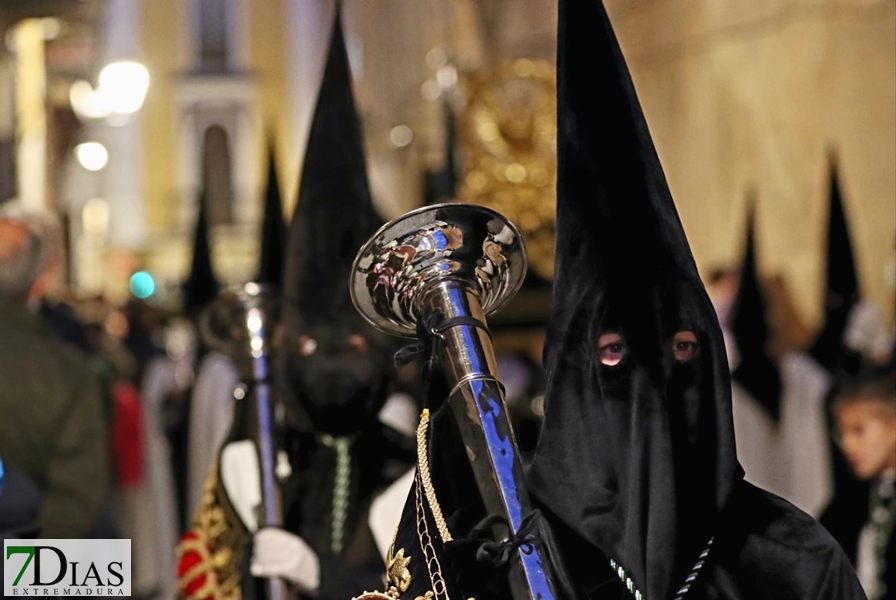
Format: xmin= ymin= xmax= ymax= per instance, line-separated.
xmin=40 ymin=18 xmax=62 ymax=41
xmin=69 ymin=80 xmax=110 ymax=120
xmin=389 ymin=125 xmax=413 ymax=148
xmin=69 ymin=61 xmax=150 ymax=120
xmin=129 ymin=271 xmax=156 ymax=299
xmin=75 ymin=142 xmax=109 ymax=171
xmin=436 ymin=65 xmax=457 ymax=89
xmin=420 ymin=80 xmax=441 ymax=101
xmin=98 ymin=61 xmax=149 ymax=114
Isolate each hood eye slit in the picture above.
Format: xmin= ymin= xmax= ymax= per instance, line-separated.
xmin=672 ymin=331 xmax=698 ymax=362
xmin=597 ymin=332 xmax=627 ymax=366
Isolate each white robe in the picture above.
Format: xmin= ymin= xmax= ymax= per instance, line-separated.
xmin=186 ymin=351 xmax=239 ymax=521
xmin=731 ymin=380 xmax=785 ymax=496
xmin=122 ymin=355 xmax=182 ymax=600
xmin=777 ymin=351 xmax=834 ymax=517
xmin=731 ymin=352 xmax=834 ymax=517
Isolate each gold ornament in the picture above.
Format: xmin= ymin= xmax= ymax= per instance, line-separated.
xmin=353 ymin=591 xmax=401 ymax=600
xmin=387 ymin=547 xmax=413 ymax=592
xmin=353 ymin=591 xmax=400 ymax=600
xmin=351 ymin=545 xmax=409 ymax=600
xmin=456 ymin=59 xmax=557 ymax=280
xmin=177 ymin=463 xmax=249 ymax=600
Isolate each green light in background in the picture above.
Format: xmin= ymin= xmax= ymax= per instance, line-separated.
xmin=129 ymin=271 xmax=155 ymax=299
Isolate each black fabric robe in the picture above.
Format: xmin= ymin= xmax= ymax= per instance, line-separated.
xmin=522 ymin=1 xmax=866 ymax=599
xmin=381 ymin=401 xmax=524 ymax=600
xmin=548 ymin=481 xmax=867 ymax=599
xmin=262 ymin=8 xmax=411 ymax=598
xmin=359 ymin=0 xmax=866 ymax=598
xmin=209 ymin=362 xmax=413 ymax=600
xmin=235 ymin=422 xmax=412 ymax=600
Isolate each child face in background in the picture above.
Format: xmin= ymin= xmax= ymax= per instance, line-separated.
xmin=835 ymin=398 xmax=896 ymax=480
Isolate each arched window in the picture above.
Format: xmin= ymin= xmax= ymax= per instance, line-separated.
xmin=201 ymin=125 xmax=234 ymax=226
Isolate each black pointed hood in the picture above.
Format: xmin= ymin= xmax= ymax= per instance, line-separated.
xmin=809 ymin=155 xmax=860 ymax=372
xmin=279 ymin=11 xmax=393 ymax=436
xmin=731 ymin=201 xmax=782 ymax=419
xmin=528 ymin=1 xmax=742 ymax=598
xmin=182 ymin=192 xmax=220 ymax=315
xmin=281 ymin=12 xmax=382 ymax=325
xmin=257 ymin=143 xmax=287 ymax=287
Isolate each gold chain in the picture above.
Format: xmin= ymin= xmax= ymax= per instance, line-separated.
xmin=416 ymin=471 xmax=449 ymax=600
xmin=415 ymin=409 xmax=454 ymax=600
xmin=416 ymin=409 xmax=452 ymax=542
xmin=356 ymin=411 xmax=459 ymax=600
xmin=366 ymin=410 xmax=454 ymax=600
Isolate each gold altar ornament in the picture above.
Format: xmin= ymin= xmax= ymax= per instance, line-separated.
xmin=457 ymin=59 xmax=557 ymax=280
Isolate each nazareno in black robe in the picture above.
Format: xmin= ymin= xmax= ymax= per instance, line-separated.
xmin=524 ymin=0 xmax=867 ymax=598
xmin=225 ymin=402 xmax=412 ymax=600
xmin=359 ymin=0 xmax=866 ymax=597
xmin=241 ymin=8 xmax=412 ymax=598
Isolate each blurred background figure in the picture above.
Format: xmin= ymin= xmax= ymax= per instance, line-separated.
xmin=0 ymin=204 xmax=110 ymax=539
xmin=822 ymin=369 xmax=896 ymax=600
xmin=716 ymin=157 xmax=896 ymax=523
xmin=184 ymin=139 xmax=285 ymax=522
xmin=176 ymin=13 xmax=417 ymax=597
xmin=706 ymin=266 xmax=741 ymax=368
xmin=724 ymin=202 xmax=788 ymax=497
xmin=133 ymin=312 xmax=195 ymax=600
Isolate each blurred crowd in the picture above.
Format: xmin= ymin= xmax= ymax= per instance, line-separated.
xmin=0 ymin=202 xmax=193 ymax=596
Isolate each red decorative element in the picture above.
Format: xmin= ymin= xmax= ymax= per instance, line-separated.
xmin=177 ymin=531 xmax=217 ymax=600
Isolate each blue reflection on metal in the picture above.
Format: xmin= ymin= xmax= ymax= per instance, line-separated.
xmin=474 ymin=383 xmax=554 ymax=599
xmin=250 ymin=323 xmax=279 ymax=526
xmin=0 ymin=455 xmax=4 ymax=496
xmin=433 ymin=229 xmax=447 ymax=250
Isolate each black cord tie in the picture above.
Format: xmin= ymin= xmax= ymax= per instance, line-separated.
xmin=393 ymin=310 xmax=492 ymax=369
xmin=469 ymin=509 xmax=543 ymax=567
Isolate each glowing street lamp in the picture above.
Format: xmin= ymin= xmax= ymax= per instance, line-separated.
xmin=98 ymin=61 xmax=149 ymax=114
xmin=75 ymin=142 xmax=109 ymax=171
xmin=69 ymin=80 xmax=110 ymax=120
xmin=69 ymin=61 xmax=150 ymax=120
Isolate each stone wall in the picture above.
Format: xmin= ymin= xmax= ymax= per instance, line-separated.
xmin=607 ymin=0 xmax=895 ymax=327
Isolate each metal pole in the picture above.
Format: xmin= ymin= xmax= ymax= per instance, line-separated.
xmin=419 ymin=279 xmax=555 ymax=600
xmin=245 ymin=301 xmax=288 ymax=600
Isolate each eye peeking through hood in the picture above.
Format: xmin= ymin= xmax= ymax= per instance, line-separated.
xmin=586 ymin=281 xmax=727 ymax=456
xmin=531 ymin=273 xmax=739 ymax=599
xmin=525 ymin=0 xmax=743 ymax=585
xmin=278 ymin=9 xmax=397 ymax=438
xmin=528 ymin=1 xmax=866 ymax=598
xmin=282 ymin=320 xmax=395 ymax=435
xmin=596 ymin=328 xmax=700 ymax=368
